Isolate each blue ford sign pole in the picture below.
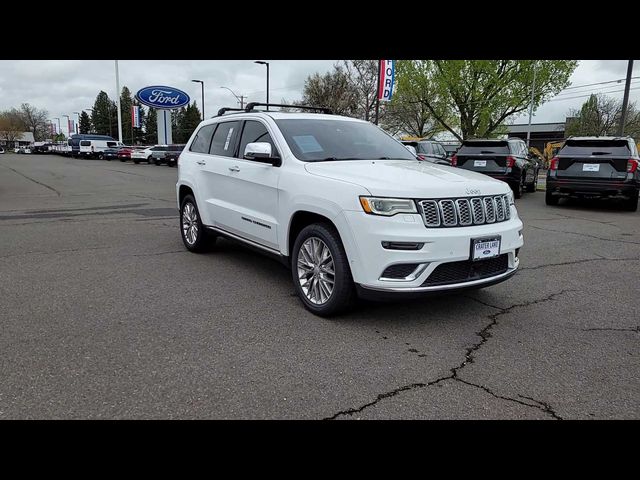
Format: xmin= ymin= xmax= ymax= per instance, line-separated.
xmin=136 ymin=86 xmax=190 ymax=146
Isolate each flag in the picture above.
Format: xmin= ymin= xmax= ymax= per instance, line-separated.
xmin=132 ymin=105 xmax=141 ymax=128
xmin=378 ymin=60 xmax=396 ymax=102
xmin=68 ymin=118 xmax=73 ymax=135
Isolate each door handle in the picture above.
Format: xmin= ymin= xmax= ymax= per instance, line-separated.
xmin=196 ymin=160 xmax=206 ymax=165
xmin=229 ymin=166 xmax=240 ymax=172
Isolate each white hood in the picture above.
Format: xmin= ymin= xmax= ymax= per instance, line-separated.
xmin=304 ymin=160 xmax=510 ymax=198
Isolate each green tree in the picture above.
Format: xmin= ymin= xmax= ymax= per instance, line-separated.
xmin=79 ymin=111 xmax=91 ymax=134
xmin=178 ymin=102 xmax=202 ymax=143
xmin=396 ymin=60 xmax=578 ymax=140
xmin=565 ymin=93 xmax=640 ymax=138
xmin=0 ymin=109 xmax=26 ymax=144
xmin=91 ymin=91 xmax=114 ymax=136
xmin=120 ymin=86 xmax=133 ymax=144
xmin=144 ymin=107 xmax=157 ymax=144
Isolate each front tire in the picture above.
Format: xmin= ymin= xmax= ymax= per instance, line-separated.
xmin=180 ymin=195 xmax=214 ymax=252
xmin=512 ymin=177 xmax=524 ymax=199
xmin=526 ymin=170 xmax=537 ymax=192
xmin=291 ymin=223 xmax=354 ymax=316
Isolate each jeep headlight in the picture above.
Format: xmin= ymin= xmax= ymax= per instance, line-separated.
xmin=359 ymin=196 xmax=417 ymax=216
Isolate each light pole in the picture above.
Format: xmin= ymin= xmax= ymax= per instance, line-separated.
xmin=191 ymin=79 xmax=205 ymax=120
xmin=526 ymin=61 xmax=537 ymax=148
xmin=62 ymin=115 xmax=70 ymax=137
xmin=220 ymin=86 xmax=247 ymax=109
xmin=115 ymin=60 xmax=123 ymax=143
xmin=618 ymin=60 xmax=634 ymax=136
xmin=73 ymin=112 xmax=80 ymax=134
xmin=254 ymin=61 xmax=270 ymax=110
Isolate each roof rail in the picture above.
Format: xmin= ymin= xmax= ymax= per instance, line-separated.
xmin=216 ymin=107 xmax=245 ymax=116
xmin=244 ymin=102 xmax=333 ymax=114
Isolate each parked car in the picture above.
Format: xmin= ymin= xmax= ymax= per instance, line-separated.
xmin=163 ymin=146 xmax=185 ymax=167
xmin=452 ymin=138 xmax=539 ymax=198
xmin=32 ymin=142 xmax=53 ymax=153
xmin=442 ymin=142 xmax=461 ymax=159
xmin=546 ymin=136 xmax=639 ymax=211
xmin=14 ymin=146 xmax=32 ymax=154
xmin=176 ymin=103 xmax=523 ymax=316
xmin=0 ymin=147 xmax=5 ymax=154
xmin=100 ymin=147 xmax=125 ymax=161
xmin=401 ymin=139 xmax=450 ymax=164
xmin=151 ymin=144 xmax=186 ymax=166
xmin=131 ymin=146 xmax=159 ymax=164
xmin=117 ymin=146 xmax=135 ymax=161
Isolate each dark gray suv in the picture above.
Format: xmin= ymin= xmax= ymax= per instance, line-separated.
xmin=401 ymin=139 xmax=450 ymax=165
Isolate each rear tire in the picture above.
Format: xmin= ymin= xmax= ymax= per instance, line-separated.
xmin=154 ymin=159 xmax=161 ymax=166
xmin=291 ymin=223 xmax=354 ymax=317
xmin=147 ymin=156 xmax=153 ymax=164
xmin=545 ymin=190 xmax=559 ymax=206
xmin=623 ymin=192 xmax=638 ymax=212
xmin=180 ymin=195 xmax=215 ymax=253
xmin=512 ymin=177 xmax=524 ymax=199
xmin=133 ymin=160 xmax=140 ymax=164
xmin=526 ymin=170 xmax=537 ymax=192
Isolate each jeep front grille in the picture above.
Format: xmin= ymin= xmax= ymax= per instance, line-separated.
xmin=418 ymin=195 xmax=510 ymax=228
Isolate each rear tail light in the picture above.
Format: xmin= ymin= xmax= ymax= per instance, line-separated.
xmin=506 ymin=156 xmax=516 ymax=168
xmin=627 ymin=159 xmax=638 ymax=173
xmin=550 ymin=157 xmax=559 ymax=170
xmin=417 ymin=154 xmax=427 ymax=161
xmin=451 ymin=154 xmax=457 ymax=167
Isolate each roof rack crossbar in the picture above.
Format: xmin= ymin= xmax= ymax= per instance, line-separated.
xmin=216 ymin=107 xmax=246 ymax=116
xmin=244 ymin=102 xmax=333 ymax=115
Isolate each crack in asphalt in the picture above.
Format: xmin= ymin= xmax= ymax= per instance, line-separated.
xmin=326 ymin=290 xmax=571 ymax=420
xmin=130 ymin=250 xmax=186 ymax=257
xmin=583 ymin=326 xmax=640 ymax=333
xmin=0 ymin=164 xmax=61 ymax=196
xmin=519 ymin=256 xmax=640 ymax=271
xmin=0 ymin=245 xmax=111 ymax=259
xmin=528 ymin=224 xmax=640 ymax=245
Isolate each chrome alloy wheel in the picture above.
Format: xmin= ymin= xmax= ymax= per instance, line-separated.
xmin=182 ymin=202 xmax=199 ymax=245
xmin=297 ymin=237 xmax=335 ymax=305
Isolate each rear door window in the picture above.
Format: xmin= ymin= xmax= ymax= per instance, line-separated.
xmin=209 ymin=121 xmax=241 ymax=157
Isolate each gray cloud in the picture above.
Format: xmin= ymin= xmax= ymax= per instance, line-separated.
xmin=1 ymin=60 xmax=638 ymax=135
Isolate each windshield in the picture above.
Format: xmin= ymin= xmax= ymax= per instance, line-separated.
xmin=275 ymin=118 xmax=416 ymax=162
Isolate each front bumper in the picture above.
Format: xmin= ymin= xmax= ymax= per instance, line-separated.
xmin=341 ymin=209 xmax=523 ymax=292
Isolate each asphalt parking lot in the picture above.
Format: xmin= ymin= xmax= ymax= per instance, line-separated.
xmin=1 ymin=153 xmax=638 ymax=419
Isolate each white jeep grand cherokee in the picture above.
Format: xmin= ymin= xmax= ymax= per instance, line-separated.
xmin=176 ymin=103 xmax=524 ymax=316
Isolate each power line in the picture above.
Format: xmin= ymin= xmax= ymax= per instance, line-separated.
xmin=547 ymin=86 xmax=640 ymax=103
xmin=559 ymin=76 xmax=640 ymax=92
xmin=552 ymin=80 xmax=640 ymax=98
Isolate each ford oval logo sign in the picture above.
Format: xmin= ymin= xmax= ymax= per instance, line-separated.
xmin=135 ymin=85 xmax=190 ymax=109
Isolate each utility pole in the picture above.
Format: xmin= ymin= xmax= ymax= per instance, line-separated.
xmin=618 ymin=60 xmax=634 ymax=136
xmin=115 ymin=60 xmax=123 ymax=142
xmin=375 ymin=60 xmax=381 ymax=125
xmin=526 ymin=62 xmax=537 ymax=148
xmin=238 ymin=95 xmax=246 ymax=109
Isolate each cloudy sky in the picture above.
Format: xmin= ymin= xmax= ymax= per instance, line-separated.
xmin=0 ymin=59 xmax=638 ymax=136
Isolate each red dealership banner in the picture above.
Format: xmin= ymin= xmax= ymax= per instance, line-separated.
xmin=131 ymin=105 xmax=141 ymax=128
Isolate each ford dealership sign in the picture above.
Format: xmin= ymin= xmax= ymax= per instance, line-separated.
xmin=135 ymin=85 xmax=190 ymax=109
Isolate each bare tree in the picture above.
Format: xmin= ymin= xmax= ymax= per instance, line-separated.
xmin=0 ymin=110 xmax=26 ymax=145
xmin=300 ymin=64 xmax=358 ymax=116
xmin=343 ymin=60 xmax=378 ymax=122
xmin=19 ymin=103 xmax=49 ymax=141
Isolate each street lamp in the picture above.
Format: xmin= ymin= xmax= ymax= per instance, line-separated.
xmin=254 ymin=61 xmax=270 ymax=110
xmin=62 ymin=115 xmax=70 ymax=136
xmin=220 ymin=86 xmax=246 ymax=109
xmin=191 ymin=79 xmax=205 ymax=120
xmin=73 ymin=112 xmax=80 ymax=134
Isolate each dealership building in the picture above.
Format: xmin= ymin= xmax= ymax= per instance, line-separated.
xmin=0 ymin=131 xmax=35 ymax=148
xmin=505 ymin=121 xmax=566 ymax=152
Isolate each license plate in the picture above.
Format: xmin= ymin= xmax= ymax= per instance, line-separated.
xmin=583 ymin=163 xmax=600 ymax=172
xmin=474 ymin=160 xmax=487 ymax=167
xmin=471 ymin=237 xmax=501 ymax=261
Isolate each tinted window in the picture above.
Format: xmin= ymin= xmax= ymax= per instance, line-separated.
xmin=238 ymin=121 xmax=279 ymax=159
xmin=190 ymin=124 xmax=216 ymax=153
xmin=560 ymin=139 xmax=631 ymax=156
xmin=275 ymin=119 xmax=415 ymax=162
xmin=416 ymin=142 xmax=432 ymax=154
xmin=80 ymin=140 xmax=91 ymax=146
xmin=106 ymin=141 xmax=117 ymax=147
xmin=458 ymin=140 xmax=509 ymax=155
xmin=209 ymin=121 xmax=240 ymax=157
xmin=170 ymin=145 xmax=185 ymax=151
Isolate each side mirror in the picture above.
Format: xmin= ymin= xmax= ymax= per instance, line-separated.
xmin=404 ymin=144 xmax=417 ymax=156
xmin=244 ymin=142 xmax=279 ymax=165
